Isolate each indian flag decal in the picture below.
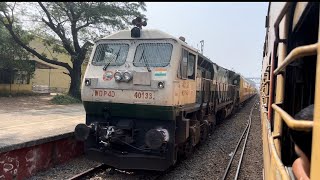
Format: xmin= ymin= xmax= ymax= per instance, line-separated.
xmin=154 ymin=68 xmax=167 ymax=77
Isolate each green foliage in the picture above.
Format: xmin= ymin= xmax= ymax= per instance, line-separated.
xmin=50 ymin=94 xmax=82 ymax=104
xmin=40 ymin=52 xmax=48 ymax=58
xmin=25 ymin=2 xmax=147 ymax=48
xmin=52 ymin=44 xmax=67 ymax=54
xmin=0 ymin=2 xmax=147 ymax=98
xmin=0 ymin=24 xmax=34 ymax=76
xmin=41 ymin=36 xmax=67 ymax=55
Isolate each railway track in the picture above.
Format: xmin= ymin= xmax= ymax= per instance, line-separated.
xmin=68 ymin=164 xmax=165 ymax=180
xmin=221 ymin=99 xmax=257 ymax=180
xmin=67 ymin=164 xmax=107 ymax=180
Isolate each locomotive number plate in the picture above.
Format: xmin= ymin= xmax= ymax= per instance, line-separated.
xmin=94 ymin=89 xmax=116 ymax=97
xmin=134 ymin=91 xmax=154 ymax=100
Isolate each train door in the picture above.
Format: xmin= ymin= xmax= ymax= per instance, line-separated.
xmin=196 ymin=56 xmax=213 ymax=106
xmin=178 ymin=48 xmax=196 ymax=105
xmin=204 ymin=70 xmax=212 ymax=104
xmin=196 ymin=68 xmax=202 ymax=104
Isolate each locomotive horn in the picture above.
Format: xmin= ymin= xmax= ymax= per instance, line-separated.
xmin=132 ymin=17 xmax=147 ymax=29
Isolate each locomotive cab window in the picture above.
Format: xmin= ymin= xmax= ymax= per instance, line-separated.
xmin=133 ymin=43 xmax=173 ymax=67
xmin=180 ymin=49 xmax=196 ymax=80
xmin=92 ymin=43 xmax=129 ymax=66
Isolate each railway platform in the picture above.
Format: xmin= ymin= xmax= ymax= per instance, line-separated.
xmin=0 ymin=95 xmax=85 ymax=180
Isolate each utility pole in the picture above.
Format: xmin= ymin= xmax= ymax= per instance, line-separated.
xmin=200 ymin=40 xmax=204 ymax=54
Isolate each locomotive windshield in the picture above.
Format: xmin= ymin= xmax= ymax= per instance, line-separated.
xmin=133 ymin=43 xmax=173 ymax=67
xmin=92 ymin=43 xmax=129 ymax=66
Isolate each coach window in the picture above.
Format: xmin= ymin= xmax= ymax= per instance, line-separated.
xmin=180 ymin=49 xmax=196 ymax=80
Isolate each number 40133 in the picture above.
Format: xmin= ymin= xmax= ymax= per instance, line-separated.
xmin=134 ymin=91 xmax=153 ymax=99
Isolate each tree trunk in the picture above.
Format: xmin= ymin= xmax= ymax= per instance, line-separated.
xmin=68 ymin=62 xmax=82 ymax=99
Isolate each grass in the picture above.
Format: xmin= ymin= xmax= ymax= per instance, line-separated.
xmin=50 ymin=94 xmax=82 ymax=105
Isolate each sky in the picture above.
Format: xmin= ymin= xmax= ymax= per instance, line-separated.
xmin=15 ymin=2 xmax=268 ymax=81
xmin=144 ymin=2 xmax=269 ymax=79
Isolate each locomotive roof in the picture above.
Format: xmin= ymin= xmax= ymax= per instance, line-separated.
xmin=101 ymin=29 xmax=199 ymax=52
xmin=100 ymin=28 xmax=242 ymax=78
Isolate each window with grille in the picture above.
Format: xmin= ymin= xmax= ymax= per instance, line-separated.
xmin=92 ymin=43 xmax=129 ymax=66
xmin=133 ymin=43 xmax=173 ymax=67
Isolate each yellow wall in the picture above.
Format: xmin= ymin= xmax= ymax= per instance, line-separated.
xmin=0 ymin=84 xmax=32 ymax=94
xmin=29 ymin=38 xmax=71 ymax=93
xmin=29 ymin=37 xmax=88 ymax=93
xmin=0 ymin=36 xmax=89 ymax=94
xmin=32 ymin=68 xmax=70 ymax=93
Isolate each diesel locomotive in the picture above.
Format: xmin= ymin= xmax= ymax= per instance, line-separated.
xmin=75 ymin=18 xmax=256 ymax=171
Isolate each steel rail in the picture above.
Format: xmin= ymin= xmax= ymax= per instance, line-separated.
xmin=222 ymin=97 xmax=257 ymax=180
xmin=234 ymin=99 xmax=256 ymax=180
xmin=67 ymin=164 xmax=108 ymax=180
xmin=68 ymin=164 xmax=164 ymax=180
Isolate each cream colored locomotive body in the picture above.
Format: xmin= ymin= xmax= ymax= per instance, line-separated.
xmin=81 ymin=29 xmax=198 ymax=107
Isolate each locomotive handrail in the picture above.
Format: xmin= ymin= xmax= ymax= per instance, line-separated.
xmin=274 ymin=43 xmax=318 ymax=75
xmin=271 ymin=104 xmax=313 ymax=131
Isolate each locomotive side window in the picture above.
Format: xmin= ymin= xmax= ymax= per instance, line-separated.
xmin=133 ymin=43 xmax=173 ymax=67
xmin=180 ymin=49 xmax=196 ymax=80
xmin=180 ymin=49 xmax=188 ymax=79
xmin=92 ymin=43 xmax=129 ymax=66
xmin=187 ymin=53 xmax=196 ymax=79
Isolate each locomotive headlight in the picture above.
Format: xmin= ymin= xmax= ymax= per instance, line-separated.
xmin=114 ymin=72 xmax=122 ymax=81
xmin=84 ymin=79 xmax=91 ymax=86
xmin=123 ymin=72 xmax=132 ymax=82
xmin=145 ymin=128 xmax=169 ymax=150
xmin=158 ymin=81 xmax=165 ymax=89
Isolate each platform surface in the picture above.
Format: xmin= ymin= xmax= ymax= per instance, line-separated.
xmin=0 ymin=95 xmax=85 ymax=153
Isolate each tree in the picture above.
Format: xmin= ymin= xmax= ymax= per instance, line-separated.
xmin=0 ymin=2 xmax=147 ymax=98
xmin=0 ymin=23 xmax=35 ymax=93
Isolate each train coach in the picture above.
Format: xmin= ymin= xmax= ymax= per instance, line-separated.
xmin=239 ymin=76 xmax=257 ymax=104
xmin=260 ymin=2 xmax=319 ymax=179
xmin=74 ymin=18 xmax=256 ymax=171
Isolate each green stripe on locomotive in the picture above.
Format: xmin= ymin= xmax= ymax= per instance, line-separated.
xmin=83 ymin=101 xmax=177 ymax=120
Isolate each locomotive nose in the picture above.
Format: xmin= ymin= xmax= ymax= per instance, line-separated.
xmin=74 ymin=123 xmax=91 ymax=141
